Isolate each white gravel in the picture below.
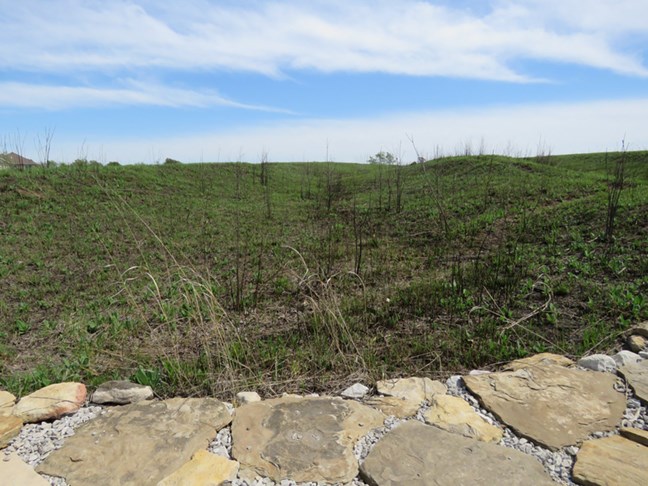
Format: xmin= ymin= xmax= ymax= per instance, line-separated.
xmin=3 ymin=405 xmax=102 ymax=486
xmin=3 ymin=406 xmax=102 ymax=466
xmin=208 ymin=426 xmax=233 ymax=458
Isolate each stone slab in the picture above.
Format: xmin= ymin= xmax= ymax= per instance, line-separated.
xmin=0 ymin=453 xmax=49 ymax=486
xmin=0 ymin=391 xmax=16 ymax=418
xmin=368 ymin=377 xmax=446 ymax=418
xmin=573 ymin=435 xmax=648 ymax=486
xmin=503 ymin=353 xmax=573 ymax=371
xmin=376 ymin=377 xmax=446 ymax=402
xmin=91 ymin=380 xmax=153 ymax=405
xmin=13 ymin=383 xmax=86 ymax=423
xmin=157 ymin=450 xmax=239 ymax=486
xmin=0 ymin=415 xmax=23 ymax=449
xmin=232 ymin=396 xmax=384 ymax=483
xmin=365 ymin=396 xmax=421 ymax=418
xmin=619 ymin=359 xmax=648 ymax=402
xmin=423 ymin=394 xmax=503 ymax=442
xmin=620 ymin=427 xmax=648 ymax=446
xmin=463 ymin=364 xmax=625 ymax=450
xmin=37 ymin=398 xmax=232 ymax=486
xmin=360 ymin=421 xmax=554 ymax=486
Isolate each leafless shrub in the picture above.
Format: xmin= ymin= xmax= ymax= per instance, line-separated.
xmin=604 ymin=141 xmax=627 ymax=243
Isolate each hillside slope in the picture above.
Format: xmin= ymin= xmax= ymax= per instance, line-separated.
xmin=1 ymin=152 xmax=646 ymax=397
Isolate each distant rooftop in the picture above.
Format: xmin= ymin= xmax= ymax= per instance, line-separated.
xmin=0 ymin=152 xmax=38 ymax=168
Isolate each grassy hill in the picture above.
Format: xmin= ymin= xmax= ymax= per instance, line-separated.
xmin=1 ymin=152 xmax=646 ymax=398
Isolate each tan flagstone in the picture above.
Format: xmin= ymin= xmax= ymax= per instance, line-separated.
xmin=0 ymin=453 xmax=49 ymax=486
xmin=0 ymin=391 xmax=16 ymax=418
xmin=619 ymin=359 xmax=648 ymax=402
xmin=376 ymin=377 xmax=447 ymax=402
xmin=573 ymin=435 xmax=648 ymax=486
xmin=503 ymin=353 xmax=573 ymax=371
xmin=463 ymin=364 xmax=625 ymax=450
xmin=13 ymin=383 xmax=86 ymax=423
xmin=157 ymin=450 xmax=239 ymax=486
xmin=620 ymin=427 xmax=648 ymax=447
xmin=91 ymin=380 xmax=153 ymax=405
xmin=37 ymin=398 xmax=232 ymax=486
xmin=424 ymin=394 xmax=503 ymax=442
xmin=232 ymin=396 xmax=384 ymax=483
xmin=360 ymin=421 xmax=554 ymax=486
xmin=365 ymin=396 xmax=421 ymax=418
xmin=0 ymin=415 xmax=23 ymax=449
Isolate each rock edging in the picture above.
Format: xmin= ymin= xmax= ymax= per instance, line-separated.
xmin=1 ymin=320 xmax=647 ymax=486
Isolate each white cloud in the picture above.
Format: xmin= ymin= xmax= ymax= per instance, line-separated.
xmin=0 ymin=0 xmax=646 ymax=81
xmin=0 ymin=80 xmax=291 ymax=112
xmin=49 ymin=97 xmax=648 ymax=163
xmin=495 ymin=0 xmax=648 ymax=34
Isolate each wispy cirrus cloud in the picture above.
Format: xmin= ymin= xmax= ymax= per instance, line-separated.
xmin=495 ymin=0 xmax=648 ymax=34
xmin=0 ymin=0 xmax=646 ymax=82
xmin=0 ymin=80 xmax=293 ymax=112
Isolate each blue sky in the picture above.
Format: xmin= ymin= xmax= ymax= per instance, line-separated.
xmin=1 ymin=0 xmax=647 ymax=163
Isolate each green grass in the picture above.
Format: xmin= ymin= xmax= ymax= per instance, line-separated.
xmin=1 ymin=152 xmax=646 ymax=398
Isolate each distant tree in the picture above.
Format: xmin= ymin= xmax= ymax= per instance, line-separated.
xmin=36 ymin=127 xmax=55 ymax=168
xmin=259 ymin=151 xmax=269 ymax=186
xmin=259 ymin=151 xmax=272 ymax=218
xmin=368 ymin=151 xmax=397 ymax=165
xmin=164 ymin=158 xmax=181 ymax=165
xmin=107 ymin=161 xmax=121 ymax=166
